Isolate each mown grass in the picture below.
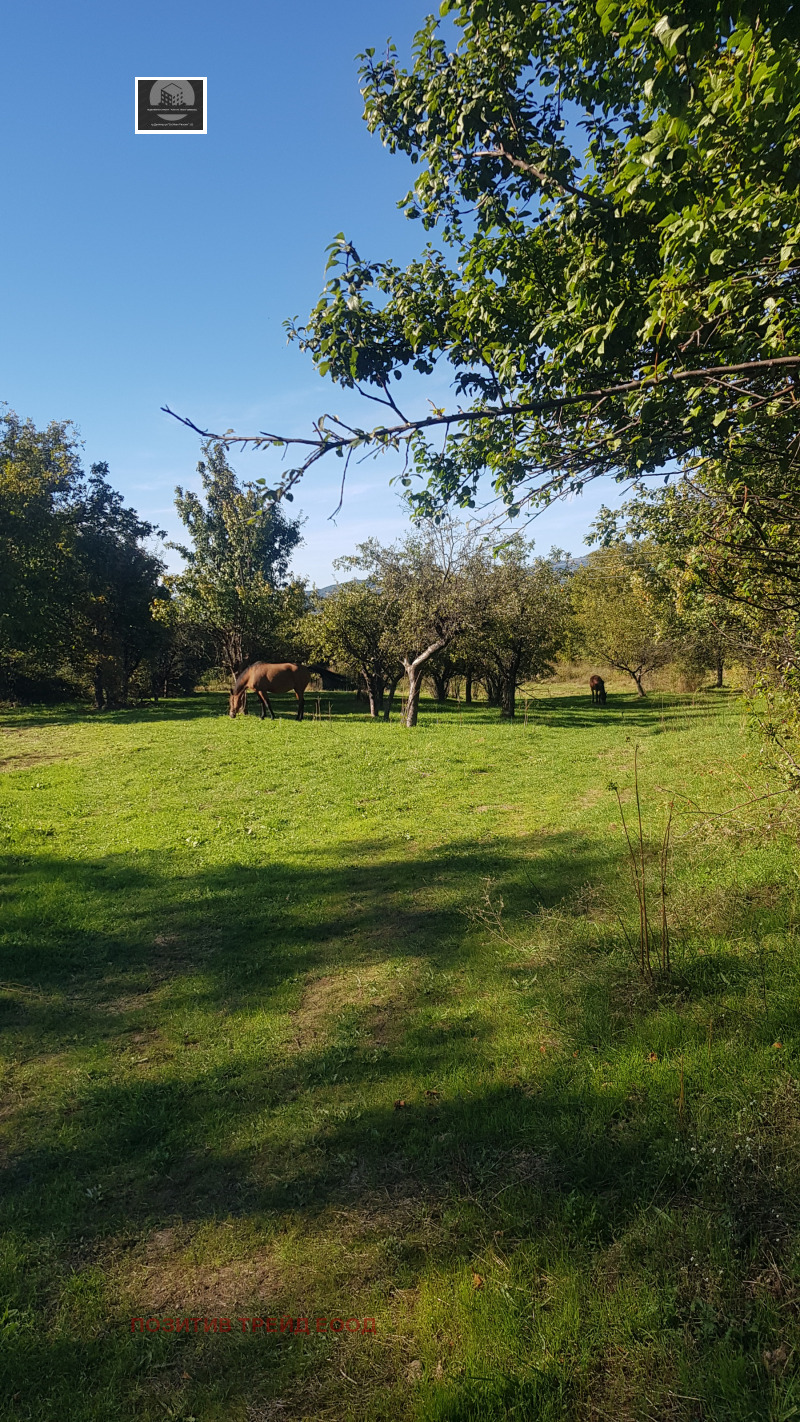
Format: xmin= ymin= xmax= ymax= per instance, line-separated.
xmin=1 ymin=681 xmax=799 ymax=1421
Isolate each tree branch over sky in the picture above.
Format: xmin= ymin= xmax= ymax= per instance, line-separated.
xmin=166 ymin=0 xmax=800 ymax=522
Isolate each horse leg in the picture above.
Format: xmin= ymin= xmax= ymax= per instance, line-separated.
xmin=263 ymin=693 xmax=276 ymax=720
xmin=256 ymin=690 xmax=269 ymax=720
xmin=296 ymin=690 xmax=304 ymax=721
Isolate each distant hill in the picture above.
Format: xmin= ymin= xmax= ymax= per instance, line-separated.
xmin=312 ymin=558 xmax=589 ymax=596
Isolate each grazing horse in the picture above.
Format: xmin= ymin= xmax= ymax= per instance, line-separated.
xmin=589 ymin=674 xmax=607 ymax=706
xmin=229 ymin=662 xmax=311 ymax=721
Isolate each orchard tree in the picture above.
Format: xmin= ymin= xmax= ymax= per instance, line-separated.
xmin=474 ymin=541 xmax=571 ymax=718
xmin=591 ymin=479 xmax=784 ymax=687
xmin=355 ymin=525 xmax=479 ymax=727
xmin=571 ymin=545 xmax=673 ymax=696
xmin=305 ymin=565 xmax=403 ymax=717
xmin=171 ymin=442 xmax=305 ymax=675
xmin=148 ymin=577 xmax=213 ymax=698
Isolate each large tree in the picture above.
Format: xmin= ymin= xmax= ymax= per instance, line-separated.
xmin=350 ymin=526 xmax=479 ymax=727
xmin=70 ymin=465 xmax=166 ymax=708
xmin=169 ymin=2 xmax=800 ymax=538
xmin=0 ymin=414 xmax=168 ymax=705
xmin=171 ymin=442 xmax=305 ymax=675
xmin=0 ymin=411 xmax=83 ymax=692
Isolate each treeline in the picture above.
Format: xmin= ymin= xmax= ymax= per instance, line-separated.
xmin=1 ymin=411 xmax=790 ymax=734
xmin=306 ymin=525 xmax=738 ymax=727
xmin=0 ymin=414 xmax=305 ymax=706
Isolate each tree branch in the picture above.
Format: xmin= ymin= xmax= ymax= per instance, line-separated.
xmin=470 ymin=145 xmax=611 ymax=210
xmin=162 ymin=354 xmax=800 ymax=504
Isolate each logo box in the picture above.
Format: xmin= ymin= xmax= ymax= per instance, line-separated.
xmin=135 ymin=79 xmax=206 ymax=134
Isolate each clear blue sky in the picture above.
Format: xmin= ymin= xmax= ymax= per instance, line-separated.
xmin=2 ymin=0 xmax=628 ymax=583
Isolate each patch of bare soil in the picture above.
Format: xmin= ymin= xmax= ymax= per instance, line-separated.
xmin=289 ymin=963 xmax=416 ymax=1050
xmin=117 ymin=1228 xmax=284 ymax=1313
xmin=0 ymin=751 xmax=69 ymax=772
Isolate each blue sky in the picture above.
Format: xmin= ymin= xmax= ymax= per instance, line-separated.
xmin=2 ymin=0 xmax=628 ymax=584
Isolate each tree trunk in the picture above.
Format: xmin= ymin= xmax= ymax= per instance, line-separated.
xmin=500 ymin=676 xmax=517 ymax=719
xmin=483 ymin=673 xmax=501 ymax=707
xmin=402 ymin=638 xmax=453 ymax=727
xmin=715 ymin=652 xmax=724 ymax=687
xmin=404 ymin=664 xmax=424 ymax=727
xmin=93 ymin=667 xmax=105 ymax=710
xmin=431 ymin=670 xmax=450 ymax=703
xmin=631 ymin=670 xmax=647 ymax=697
xmin=464 ymin=672 xmax=472 ymax=705
xmin=362 ymin=671 xmax=385 ymax=718
xmin=383 ymin=674 xmax=401 ymax=721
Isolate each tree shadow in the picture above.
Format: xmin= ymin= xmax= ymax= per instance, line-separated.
xmin=1 ymin=687 xmax=737 ymax=735
xmin=1 ymin=829 xmax=796 ymax=1419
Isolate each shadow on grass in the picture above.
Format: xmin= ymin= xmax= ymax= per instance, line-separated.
xmin=0 ymin=828 xmax=796 ymax=1420
xmin=2 ymin=834 xmax=797 ymax=1222
xmin=0 ymin=687 xmax=739 ymax=734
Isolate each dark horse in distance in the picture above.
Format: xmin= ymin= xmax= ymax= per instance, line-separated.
xmin=229 ymin=662 xmax=312 ymax=721
xmin=589 ymin=674 xmax=607 ymax=706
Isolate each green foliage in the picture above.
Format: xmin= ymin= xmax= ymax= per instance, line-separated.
xmin=305 ymin=567 xmax=403 ymax=716
xmin=0 ymin=412 xmax=165 ymax=705
xmin=470 ymin=538 xmax=571 ymax=716
xmin=171 ymin=442 xmax=306 ymax=675
xmin=287 ymin=2 xmax=800 ymax=524
xmin=344 ymin=525 xmax=482 ymax=725
xmin=0 ymin=410 xmax=83 ymax=686
xmin=68 ymin=465 xmax=166 ymax=707
xmin=571 ymin=544 xmax=675 ymax=694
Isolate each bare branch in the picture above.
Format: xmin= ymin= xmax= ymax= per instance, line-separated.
xmin=470 ymin=144 xmax=611 ymax=210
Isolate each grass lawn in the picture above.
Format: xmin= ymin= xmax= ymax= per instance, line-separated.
xmin=1 ymin=682 xmax=799 ymax=1420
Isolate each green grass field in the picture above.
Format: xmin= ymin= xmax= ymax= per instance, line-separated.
xmin=1 ymin=683 xmax=799 ymax=1421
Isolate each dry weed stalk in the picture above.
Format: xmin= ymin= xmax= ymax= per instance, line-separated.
xmin=612 ymin=746 xmax=674 ymax=980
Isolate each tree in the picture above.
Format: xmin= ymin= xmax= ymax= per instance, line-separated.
xmin=304 ymin=569 xmax=403 ymax=718
xmin=171 ymin=442 xmax=305 ymax=675
xmin=170 ymin=1 xmax=800 ymax=552
xmin=348 ymin=526 xmax=478 ymax=727
xmin=70 ymin=465 xmax=166 ymax=708
xmin=473 ymin=541 xmax=570 ymax=718
xmin=0 ymin=410 xmax=83 ymax=694
xmin=425 ymin=646 xmax=462 ymax=704
xmin=571 ymin=546 xmax=673 ymax=696
xmin=590 ymin=484 xmax=756 ymax=687
xmin=0 ymin=414 xmax=168 ymax=706
xmin=148 ymin=577 xmax=213 ymax=698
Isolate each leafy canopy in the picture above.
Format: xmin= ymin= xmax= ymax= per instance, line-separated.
xmin=256 ymin=0 xmax=800 ymax=517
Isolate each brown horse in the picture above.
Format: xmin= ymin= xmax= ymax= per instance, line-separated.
xmin=589 ymin=674 xmax=607 ymax=706
xmin=229 ymin=662 xmax=312 ymax=721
